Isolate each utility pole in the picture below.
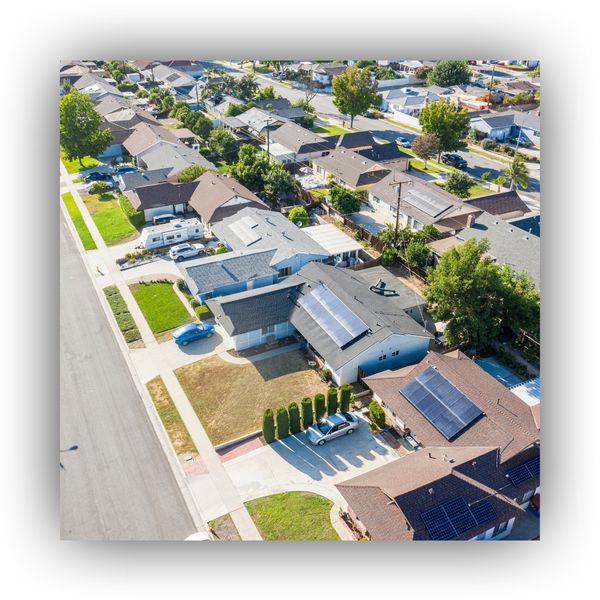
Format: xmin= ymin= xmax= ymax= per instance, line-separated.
xmin=390 ymin=179 xmax=413 ymax=246
xmin=265 ymin=117 xmax=274 ymax=163
xmin=487 ymin=64 xmax=496 ymax=111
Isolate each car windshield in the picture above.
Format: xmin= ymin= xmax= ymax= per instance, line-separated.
xmin=316 ymin=420 xmax=332 ymax=434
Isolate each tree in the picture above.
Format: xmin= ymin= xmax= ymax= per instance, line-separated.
xmin=230 ymin=144 xmax=270 ymax=190
xmin=329 ymin=184 xmax=361 ymax=214
xmin=326 ymin=387 xmax=338 ymax=416
xmin=375 ymin=65 xmax=396 ymax=80
xmin=531 ymin=64 xmax=541 ymax=78
xmin=339 ymin=385 xmax=353 ymax=413
xmin=414 ymin=65 xmax=432 ymax=81
xmin=275 ymin=406 xmax=290 ymax=439
xmin=236 ymin=74 xmax=259 ymax=101
xmin=402 ymin=239 xmax=430 ymax=269
xmin=382 ymin=246 xmax=399 ymax=266
xmin=426 ymin=60 xmax=471 ymax=87
xmin=497 ymin=265 xmax=540 ymax=338
xmin=288 ymin=402 xmax=301 ymax=435
xmin=176 ymin=164 xmax=209 ymax=183
xmin=256 ymin=85 xmax=277 ymax=100
xmin=369 ymin=401 xmax=386 ymax=429
xmin=183 ymin=112 xmax=213 ymax=139
xmin=59 ymin=90 xmax=112 ymax=166
xmin=301 ymin=397 xmax=314 ymax=429
xmin=419 ymin=99 xmax=470 ymax=159
xmin=411 ymin=134 xmax=440 ymax=169
xmin=444 ymin=171 xmax=474 ymax=198
xmin=492 ymin=174 xmax=506 ymax=192
xmin=262 ymin=408 xmax=275 ymax=443
xmin=314 ymin=393 xmax=326 ymax=422
xmin=290 ymin=98 xmax=316 ymax=114
xmin=378 ymin=222 xmax=402 ymax=248
xmin=208 ymin=127 xmax=238 ymax=162
xmin=161 ymin=94 xmax=175 ymax=112
xmin=288 ymin=206 xmax=309 ymax=227
xmin=480 ymin=171 xmax=492 ymax=185
xmin=332 ymin=65 xmax=380 ymax=127
xmin=425 ymin=238 xmax=506 ymax=348
xmin=503 ymin=155 xmax=529 ymax=190
xmin=263 ymin=162 xmax=295 ymax=203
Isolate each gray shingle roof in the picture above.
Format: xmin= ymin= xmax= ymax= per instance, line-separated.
xmin=269 ymin=122 xmax=334 ymax=155
xmin=357 ymin=142 xmax=411 ymax=163
xmin=120 ymin=168 xmax=171 ymax=192
xmin=139 ymin=143 xmax=216 ymax=176
xmin=311 ymin=149 xmax=390 ymax=188
xmin=472 ymin=112 xmax=517 ymax=129
xmin=177 ymin=249 xmax=277 ymax=296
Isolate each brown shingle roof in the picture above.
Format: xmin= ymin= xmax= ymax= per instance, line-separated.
xmin=312 ymin=149 xmax=390 ymax=188
xmin=122 ymin=122 xmax=179 ymax=156
xmin=125 ymin=181 xmax=198 ymax=211
xmin=465 ymin=190 xmax=531 ymax=217
xmin=364 ymin=350 xmax=539 ymax=461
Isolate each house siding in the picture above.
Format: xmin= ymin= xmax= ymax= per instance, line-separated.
xmin=231 ymin=321 xmax=296 ymax=350
xmin=196 ymin=273 xmax=277 ymax=305
xmin=143 ymin=203 xmax=188 ymax=222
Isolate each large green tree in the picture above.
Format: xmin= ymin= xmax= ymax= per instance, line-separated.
xmin=207 ymin=127 xmax=238 ymax=162
xmin=263 ymin=162 xmax=295 ymax=203
xmin=426 ymin=60 xmax=472 ymax=87
xmin=230 ymin=144 xmax=270 ymax=190
xmin=411 ymin=133 xmax=440 ymax=169
xmin=444 ymin=171 xmax=474 ymax=198
xmin=332 ymin=65 xmax=380 ymax=127
xmin=503 ymin=155 xmax=529 ymax=190
xmin=419 ymin=99 xmax=470 ymax=158
xmin=59 ymin=90 xmax=113 ymax=166
xmin=329 ymin=184 xmax=361 ymax=214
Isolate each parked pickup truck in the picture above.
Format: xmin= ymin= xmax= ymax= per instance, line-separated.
xmin=169 ymin=242 xmax=206 ymax=262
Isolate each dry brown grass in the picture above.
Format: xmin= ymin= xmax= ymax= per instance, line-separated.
xmin=175 ymin=351 xmax=328 ymax=446
xmin=208 ymin=514 xmax=242 ymax=541
xmin=146 ymin=376 xmax=198 ymax=457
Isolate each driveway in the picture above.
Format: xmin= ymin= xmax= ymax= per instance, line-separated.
xmin=347 ymin=206 xmax=391 ymax=235
xmin=223 ymin=414 xmax=405 ymax=502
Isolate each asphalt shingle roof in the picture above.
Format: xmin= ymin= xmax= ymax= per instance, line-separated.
xmin=120 ymin=168 xmax=171 ymax=192
xmin=464 ymin=190 xmax=531 ymax=217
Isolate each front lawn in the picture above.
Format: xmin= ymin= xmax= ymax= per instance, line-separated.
xmin=147 ymin=376 xmax=198 ymax=456
xmin=467 ymin=183 xmax=494 ymax=197
xmin=409 ymin=158 xmax=444 ymax=174
xmin=61 ymin=192 xmax=97 ymax=250
xmin=311 ymin=124 xmax=350 ymax=136
xmin=60 ymin=149 xmax=99 ymax=174
xmin=175 ymin=351 xmax=328 ymax=446
xmin=130 ymin=281 xmax=193 ymax=335
xmin=245 ymin=492 xmax=339 ymax=541
xmin=81 ymin=193 xmax=139 ymax=246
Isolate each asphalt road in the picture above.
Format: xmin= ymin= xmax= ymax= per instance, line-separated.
xmin=60 ymin=214 xmax=195 ymax=540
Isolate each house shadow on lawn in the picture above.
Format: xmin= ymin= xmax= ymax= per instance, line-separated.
xmin=249 ymin=349 xmax=322 ymax=384
xmin=270 ymin=416 xmax=390 ymax=482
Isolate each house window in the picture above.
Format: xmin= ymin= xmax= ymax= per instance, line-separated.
xmin=407 ymin=215 xmax=414 ymax=228
xmin=519 ymin=490 xmax=535 ymax=505
xmin=278 ymin=266 xmax=292 ymax=277
xmin=378 ymin=354 xmax=387 ymax=361
xmin=391 ymin=350 xmax=399 ymax=357
xmin=261 ymin=325 xmax=275 ymax=335
xmin=372 ymin=195 xmax=380 ymax=204
xmin=492 ymin=520 xmax=509 ymax=537
xmin=414 ymin=221 xmax=423 ymax=231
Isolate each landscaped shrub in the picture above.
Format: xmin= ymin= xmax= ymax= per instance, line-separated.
xmin=327 ymin=387 xmax=339 ymax=416
xmin=89 ymin=181 xmax=109 ymax=195
xmin=190 ymin=298 xmax=200 ymax=308
xmin=276 ymin=406 xmax=290 ymax=439
xmin=288 ymin=402 xmax=301 ymax=434
xmin=339 ymin=384 xmax=353 ymax=413
xmin=314 ymin=393 xmax=326 ymax=421
xmin=301 ymin=397 xmax=314 ymax=429
xmin=176 ymin=278 xmax=190 ymax=294
xmin=262 ymin=408 xmax=275 ymax=443
xmin=481 ymin=138 xmax=497 ymax=151
xmin=119 ymin=194 xmax=144 ymax=228
xmin=322 ymin=367 xmax=332 ymax=381
xmin=369 ymin=401 xmax=386 ymax=429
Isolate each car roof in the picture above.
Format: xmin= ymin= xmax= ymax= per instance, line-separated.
xmin=327 ymin=412 xmax=348 ymax=426
xmin=173 ymin=323 xmax=199 ymax=335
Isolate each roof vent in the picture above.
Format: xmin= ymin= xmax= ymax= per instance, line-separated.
xmin=428 ymin=488 xmax=434 ymax=494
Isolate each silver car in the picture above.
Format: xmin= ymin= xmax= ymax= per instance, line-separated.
xmin=306 ymin=412 xmax=359 ymax=446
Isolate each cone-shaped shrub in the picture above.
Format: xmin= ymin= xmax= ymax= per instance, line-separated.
xmin=262 ymin=408 xmax=275 ymax=443
xmin=288 ymin=402 xmax=301 ymax=434
xmin=276 ymin=406 xmax=290 ymax=439
xmin=301 ymin=397 xmax=314 ymax=429
xmin=339 ymin=384 xmax=353 ymax=412
xmin=327 ymin=387 xmax=339 ymax=415
xmin=314 ymin=393 xmax=326 ymax=421
xmin=369 ymin=400 xmax=385 ymax=429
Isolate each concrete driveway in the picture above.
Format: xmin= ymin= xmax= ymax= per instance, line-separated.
xmin=224 ymin=414 xmax=405 ymax=502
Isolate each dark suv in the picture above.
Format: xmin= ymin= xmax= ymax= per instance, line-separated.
xmin=441 ymin=153 xmax=468 ymax=169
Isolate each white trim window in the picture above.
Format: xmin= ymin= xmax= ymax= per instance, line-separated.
xmin=261 ymin=324 xmax=275 ymax=335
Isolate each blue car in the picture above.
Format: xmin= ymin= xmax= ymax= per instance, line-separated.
xmin=172 ymin=322 xmax=215 ymax=346
xmin=113 ymin=164 xmax=138 ymax=175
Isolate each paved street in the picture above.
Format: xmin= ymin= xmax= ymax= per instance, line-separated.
xmin=60 ymin=214 xmax=196 ymax=540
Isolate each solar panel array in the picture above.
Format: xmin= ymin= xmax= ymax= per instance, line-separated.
xmin=404 ymin=189 xmax=452 ymax=218
xmin=230 ymin=217 xmax=261 ymax=246
xmin=400 ymin=366 xmax=483 ymax=440
xmin=420 ymin=496 xmax=497 ymax=540
xmin=298 ymin=284 xmax=368 ymax=348
xmin=506 ymin=455 xmax=540 ymax=486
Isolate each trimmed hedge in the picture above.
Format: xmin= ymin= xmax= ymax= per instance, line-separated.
xmin=119 ymin=194 xmax=145 ymax=229
xmin=327 ymin=387 xmax=338 ymax=416
xmin=262 ymin=408 xmax=275 ymax=443
xmin=103 ymin=285 xmax=141 ymax=345
xmin=369 ymin=401 xmax=386 ymax=429
xmin=195 ymin=304 xmax=212 ymax=320
xmin=314 ymin=393 xmax=326 ymax=422
xmin=301 ymin=397 xmax=314 ymax=429
xmin=339 ymin=384 xmax=352 ymax=412
xmin=288 ymin=402 xmax=301 ymax=435
xmin=276 ymin=406 xmax=290 ymax=439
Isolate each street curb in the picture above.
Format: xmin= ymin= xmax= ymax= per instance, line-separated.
xmin=214 ymin=430 xmax=262 ymax=453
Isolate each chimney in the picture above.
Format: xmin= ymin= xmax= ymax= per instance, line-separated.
xmin=466 ymin=214 xmax=475 ymax=228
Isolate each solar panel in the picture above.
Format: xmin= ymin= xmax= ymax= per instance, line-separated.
xmin=404 ymin=189 xmax=452 ymax=218
xmin=298 ymin=284 xmax=369 ymax=348
xmin=507 ymin=455 xmax=540 ymax=486
xmin=240 ymin=215 xmax=258 ymax=229
xmin=229 ymin=218 xmax=261 ymax=246
xmin=400 ymin=367 xmax=483 ymax=440
xmin=421 ymin=496 xmax=496 ymax=540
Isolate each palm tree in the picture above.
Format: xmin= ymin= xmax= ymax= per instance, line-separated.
xmin=503 ymin=155 xmax=529 ymax=190
xmin=492 ymin=174 xmax=506 ymax=192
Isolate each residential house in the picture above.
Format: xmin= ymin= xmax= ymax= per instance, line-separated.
xmin=397 ymin=60 xmax=437 ymax=75
xmin=464 ymin=190 xmax=531 ymax=220
xmin=356 ymin=143 xmax=411 ymax=171
xmin=367 ymin=171 xmax=480 ymax=232
xmin=73 ymin=73 xmax=123 ymax=103
xmin=207 ymin=262 xmax=432 ymax=377
xmin=234 ymin=107 xmax=287 ymax=136
xmin=264 ymin=122 xmax=335 ymax=164
xmin=507 ymin=214 xmax=540 ymax=237
xmin=513 ymin=110 xmax=541 ymax=146
xmin=125 ymin=181 xmax=198 ymax=222
xmin=312 ymin=149 xmax=391 ymax=190
xmin=470 ymin=112 xmax=518 ymax=141
xmin=137 ymin=142 xmax=216 ymax=177
xmin=186 ymin=172 xmax=270 ymax=230
xmin=118 ymin=168 xmax=171 ymax=193
xmin=291 ymin=62 xmax=347 ymax=87
xmin=150 ymin=63 xmax=198 ymax=98
xmin=122 ymin=122 xmax=181 ymax=160
xmin=211 ymin=207 xmax=330 ymax=278
xmin=93 ymin=95 xmax=131 ymax=117
xmin=383 ymin=88 xmax=442 ymax=117
xmin=428 ymin=211 xmax=540 ymax=288
xmin=325 ymin=131 xmax=383 ymax=152
xmin=449 ymin=84 xmax=496 ymax=111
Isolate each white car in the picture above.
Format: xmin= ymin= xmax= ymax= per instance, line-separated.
xmin=395 ymin=136 xmax=412 ymax=148
xmin=169 ymin=243 xmax=205 ymax=262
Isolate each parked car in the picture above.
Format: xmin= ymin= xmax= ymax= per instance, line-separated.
xmin=306 ymin=412 xmax=360 ymax=446
xmin=395 ymin=136 xmax=412 ymax=148
xmin=169 ymin=242 xmax=206 ymax=262
xmin=112 ymin=164 xmax=138 ymax=175
xmin=152 ymin=213 xmax=176 ymax=225
xmin=441 ymin=153 xmax=468 ymax=169
xmin=173 ymin=322 xmax=215 ymax=346
xmin=509 ymin=135 xmax=533 ymax=148
xmin=83 ymin=171 xmax=113 ymax=183
xmin=364 ymin=109 xmax=384 ymax=119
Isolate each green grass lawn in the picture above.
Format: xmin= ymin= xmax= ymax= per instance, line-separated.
xmin=61 ymin=192 xmax=97 ymax=250
xmin=60 ymin=149 xmax=99 ymax=174
xmin=409 ymin=158 xmax=444 ymax=174
xmin=81 ymin=193 xmax=139 ymax=246
xmin=118 ymin=194 xmax=145 ymax=229
xmin=103 ymin=285 xmax=142 ymax=346
xmin=130 ymin=281 xmax=193 ymax=334
xmin=311 ymin=124 xmax=350 ymax=136
xmin=245 ymin=492 xmax=339 ymax=541
xmin=310 ymin=188 xmax=330 ymax=199
xmin=468 ymin=183 xmax=494 ymax=197
xmin=146 ymin=376 xmax=198 ymax=456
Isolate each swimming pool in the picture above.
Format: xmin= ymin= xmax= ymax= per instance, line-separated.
xmin=476 ymin=357 xmax=523 ymax=387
